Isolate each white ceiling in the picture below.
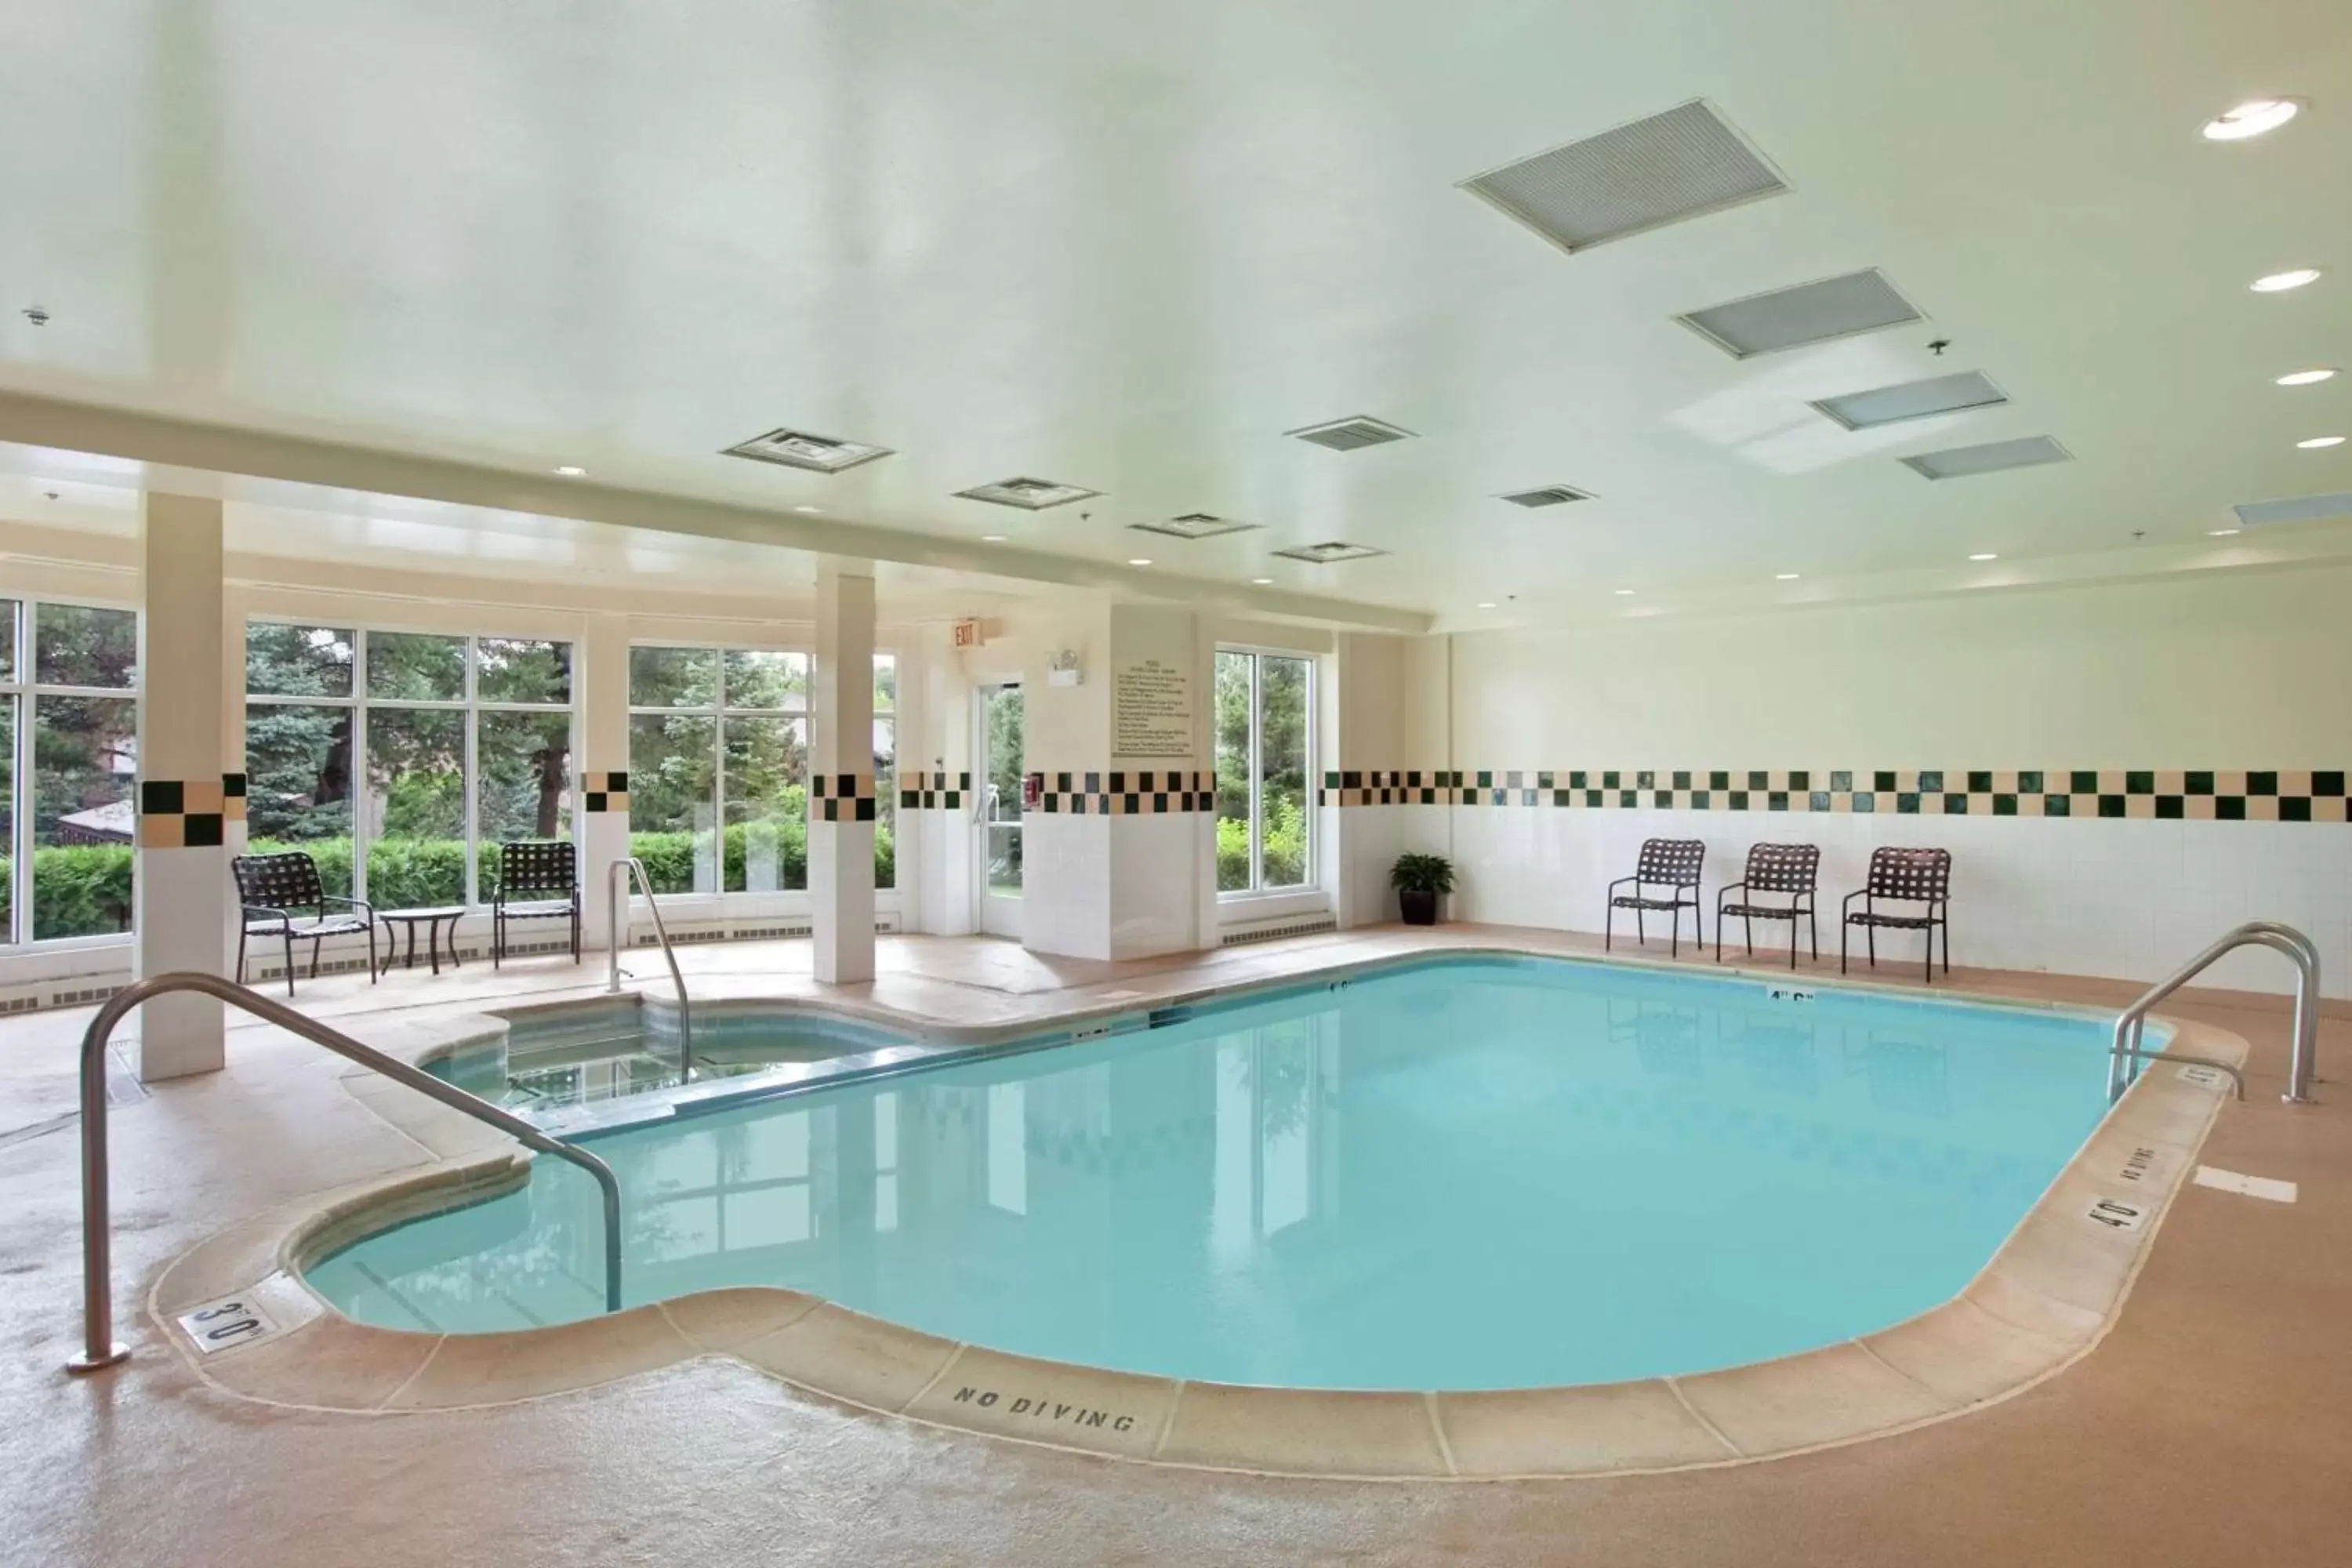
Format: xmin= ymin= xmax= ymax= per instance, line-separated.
xmin=1 ymin=0 xmax=2347 ymax=628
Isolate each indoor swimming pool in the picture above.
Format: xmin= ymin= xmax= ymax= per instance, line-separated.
xmin=308 ymin=955 xmax=2130 ymax=1390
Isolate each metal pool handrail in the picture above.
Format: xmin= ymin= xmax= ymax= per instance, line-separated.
xmin=606 ymin=857 xmax=694 ymax=1083
xmin=2107 ymin=920 xmax=2320 ymax=1105
xmin=66 ymin=972 xmax=623 ymax=1375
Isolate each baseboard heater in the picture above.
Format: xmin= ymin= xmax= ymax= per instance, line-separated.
xmin=1220 ymin=915 xmax=1338 ymax=947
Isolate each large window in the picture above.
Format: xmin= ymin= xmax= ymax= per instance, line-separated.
xmin=1214 ymin=650 xmax=1313 ymax=896
xmin=0 ymin=598 xmax=142 ymax=943
xmin=627 ymin=647 xmax=897 ymax=895
xmin=245 ymin=624 xmax=574 ymax=910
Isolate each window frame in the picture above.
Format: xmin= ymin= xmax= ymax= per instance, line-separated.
xmin=2 ymin=593 xmax=145 ymax=951
xmin=243 ymin=621 xmax=579 ymax=912
xmin=624 ymin=641 xmax=901 ymax=901
xmin=1214 ymin=644 xmax=1318 ymax=902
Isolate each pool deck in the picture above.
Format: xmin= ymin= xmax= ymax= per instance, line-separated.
xmin=4 ymin=925 xmax=2350 ymax=1565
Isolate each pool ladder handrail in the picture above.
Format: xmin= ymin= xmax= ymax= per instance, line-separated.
xmin=605 ymin=857 xmax=694 ymax=1083
xmin=2107 ymin=920 xmax=2320 ymax=1105
xmin=66 ymin=971 xmax=623 ymax=1375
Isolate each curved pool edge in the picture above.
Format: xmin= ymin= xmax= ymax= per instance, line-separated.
xmin=143 ymin=983 xmax=2248 ymax=1479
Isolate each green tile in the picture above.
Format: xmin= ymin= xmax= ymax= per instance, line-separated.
xmin=2044 ymin=793 xmax=2070 ymax=816
xmin=2125 ymin=770 xmax=2154 ymax=795
xmin=2071 ymin=771 xmax=2097 ymax=793
xmin=1831 ymin=771 xmax=1854 ymax=792
xmin=2018 ymin=771 xmax=2044 ymax=794
xmin=1968 ymin=771 xmax=1993 ymax=793
xmin=1709 ymin=770 xmax=1730 ymax=790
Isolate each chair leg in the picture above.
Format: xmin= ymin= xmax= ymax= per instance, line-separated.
xmin=1809 ymin=906 xmax=1819 ymax=962
xmin=1922 ymin=927 xmax=1933 ymax=984
xmin=282 ymin=930 xmax=296 ymax=999
xmin=234 ymin=930 xmax=247 ymax=987
xmin=310 ymin=935 xmax=324 ymax=979
xmin=1605 ymin=903 xmax=1613 ymax=953
xmin=1788 ymin=917 xmax=1798 ymax=971
xmin=1867 ymin=920 xmax=1877 ymax=968
xmin=1669 ymin=904 xmax=1679 ymax=958
xmin=1635 ymin=906 xmax=1646 ymax=946
xmin=367 ymin=923 xmax=379 ymax=983
xmin=493 ymin=911 xmax=503 ymax=970
xmin=1841 ymin=918 xmax=1849 ymax=975
xmin=1714 ymin=903 xmax=1724 ymax=963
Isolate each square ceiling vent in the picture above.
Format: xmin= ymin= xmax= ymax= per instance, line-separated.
xmin=2232 ymin=491 xmax=2352 ymax=529
xmin=954 ymin=476 xmax=1101 ymax=510
xmin=721 ymin=426 xmax=893 ymax=473
xmin=1129 ymin=513 xmax=1260 ymax=541
xmin=1271 ymin=540 xmax=1388 ymax=564
xmin=1813 ymin=371 xmax=2009 ymax=430
xmin=1678 ymin=269 xmax=1924 ymax=359
xmin=1899 ymin=436 xmax=2072 ymax=480
xmin=1286 ymin=416 xmax=1414 ymax=452
xmin=1460 ymin=99 xmax=1788 ymax=254
xmin=1497 ymin=485 xmax=1595 ymax=508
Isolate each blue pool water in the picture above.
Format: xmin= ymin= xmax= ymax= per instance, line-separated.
xmin=309 ymin=956 xmax=2122 ymax=1389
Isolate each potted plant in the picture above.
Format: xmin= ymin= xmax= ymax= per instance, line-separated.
xmin=1390 ymin=853 xmax=1455 ymax=926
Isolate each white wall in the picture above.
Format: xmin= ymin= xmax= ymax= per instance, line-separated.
xmin=1417 ymin=568 xmax=2352 ymax=996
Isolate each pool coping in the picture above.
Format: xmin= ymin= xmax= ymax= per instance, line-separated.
xmin=141 ymin=946 xmax=2249 ymax=1481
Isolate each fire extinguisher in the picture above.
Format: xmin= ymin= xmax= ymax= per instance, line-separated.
xmin=1023 ymin=771 xmax=1042 ymax=809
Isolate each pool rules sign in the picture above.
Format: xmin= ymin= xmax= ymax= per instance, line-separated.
xmin=1113 ymin=655 xmax=1193 ymax=760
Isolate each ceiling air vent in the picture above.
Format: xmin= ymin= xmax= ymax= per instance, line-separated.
xmin=1813 ymin=371 xmax=2008 ymax=431
xmin=1271 ymin=540 xmax=1388 ymax=564
xmin=1286 ymin=416 xmax=1414 ymax=452
xmin=2232 ymin=491 xmax=2352 ymax=529
xmin=1899 ymin=436 xmax=2072 ymax=481
xmin=721 ymin=426 xmax=893 ymax=473
xmin=1129 ymin=513 xmax=1260 ymax=541
xmin=1498 ymin=485 xmax=1595 ymax=508
xmin=1459 ymin=99 xmax=1788 ymax=254
xmin=1678 ymin=269 xmax=1924 ymax=359
xmin=953 ymin=476 xmax=1101 ymax=510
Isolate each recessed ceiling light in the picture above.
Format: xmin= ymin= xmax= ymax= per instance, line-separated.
xmin=2202 ymin=99 xmax=2300 ymax=141
xmin=980 ymin=533 xmax=1007 ymax=543
xmin=1613 ymin=588 xmax=1635 ymax=596
xmin=2209 ymin=528 xmax=2241 ymax=537
xmin=1250 ymin=576 xmax=1273 ymax=585
xmin=2251 ymin=269 xmax=2321 ymax=292
xmin=1128 ymin=557 xmax=1153 ymax=567
xmin=2298 ymin=435 xmax=2347 ymax=448
xmin=1476 ymin=601 xmax=1497 ymax=609
xmin=793 ymin=505 xmax=821 ymax=514
xmin=2276 ymin=368 xmax=2338 ymax=386
xmin=1969 ymin=552 xmax=1999 ymax=561
xmin=1774 ymin=572 xmax=1800 ymax=581
xmin=552 ymin=465 xmax=588 ymax=477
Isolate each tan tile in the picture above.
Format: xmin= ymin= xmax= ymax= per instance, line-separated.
xmin=905 ymin=1345 xmax=1179 ymax=1459
xmin=1862 ymin=1298 xmax=2074 ymax=1408
xmin=1965 ymin=1266 xmax=2107 ymax=1344
xmin=1154 ymin=1383 xmax=1449 ymax=1476
xmin=383 ymin=1305 xmax=692 ymax=1408
xmin=200 ymin=1312 xmax=443 ymax=1411
xmin=660 ymin=1286 xmax=823 ymax=1352
xmin=1673 ymin=1342 xmax=1946 ymax=1456
xmin=1436 ymin=1379 xmax=1733 ymax=1475
xmin=735 ymin=1302 xmax=961 ymax=1414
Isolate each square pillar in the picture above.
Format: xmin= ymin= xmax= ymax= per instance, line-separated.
xmin=133 ymin=494 xmax=234 ymax=1081
xmin=579 ymin=613 xmax=633 ymax=952
xmin=810 ymin=561 xmax=877 ymax=983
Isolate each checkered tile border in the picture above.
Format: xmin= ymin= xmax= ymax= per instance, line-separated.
xmin=136 ymin=773 xmax=246 ymax=849
xmin=1033 ymin=769 xmax=1214 ymax=815
xmin=1318 ymin=769 xmax=2351 ymax=822
xmin=900 ymin=770 xmax=974 ymax=811
xmin=809 ymin=772 xmax=878 ymax=822
xmin=582 ymin=770 xmax=630 ymax=814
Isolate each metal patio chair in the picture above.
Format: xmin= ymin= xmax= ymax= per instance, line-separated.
xmin=1715 ymin=842 xmax=1820 ymax=970
xmin=493 ymin=840 xmax=582 ymax=967
xmin=1605 ymin=837 xmax=1706 ymax=956
xmin=231 ymin=851 xmax=377 ymax=997
xmin=1842 ymin=847 xmax=1953 ymax=982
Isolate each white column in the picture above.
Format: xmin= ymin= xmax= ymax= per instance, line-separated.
xmin=579 ymin=613 xmax=633 ymax=952
xmin=133 ymin=493 xmax=232 ymax=1081
xmin=810 ymin=561 xmax=877 ymax=983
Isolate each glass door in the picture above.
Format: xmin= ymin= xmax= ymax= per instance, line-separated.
xmin=975 ymin=683 xmax=1024 ymax=937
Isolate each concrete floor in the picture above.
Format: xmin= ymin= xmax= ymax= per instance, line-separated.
xmin=3 ymin=928 xmax=2348 ymax=1566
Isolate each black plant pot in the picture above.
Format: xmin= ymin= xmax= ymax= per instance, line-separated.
xmin=1399 ymin=887 xmax=1439 ymax=926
